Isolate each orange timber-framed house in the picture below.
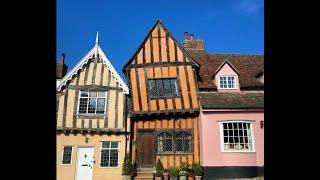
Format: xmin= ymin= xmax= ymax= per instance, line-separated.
xmin=123 ymin=20 xmax=201 ymax=171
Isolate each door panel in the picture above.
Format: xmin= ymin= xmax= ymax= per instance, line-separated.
xmin=75 ymin=147 xmax=94 ymax=180
xmin=137 ymin=131 xmax=155 ymax=168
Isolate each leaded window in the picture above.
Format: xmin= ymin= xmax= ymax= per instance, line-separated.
xmin=220 ymin=122 xmax=254 ymax=152
xmin=157 ymin=132 xmax=173 ymax=153
xmin=157 ymin=131 xmax=192 ymax=154
xmin=148 ymin=78 xmax=178 ymax=98
xmin=100 ymin=141 xmax=119 ymax=167
xmin=78 ymin=91 xmax=107 ymax=114
xmin=219 ymin=76 xmax=235 ymax=89
xmin=62 ymin=146 xmax=72 ymax=164
xmin=176 ymin=132 xmax=192 ymax=153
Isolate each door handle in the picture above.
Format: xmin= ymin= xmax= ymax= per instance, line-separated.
xmin=82 ymin=164 xmax=88 ymax=166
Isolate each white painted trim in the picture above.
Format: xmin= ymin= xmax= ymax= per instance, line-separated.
xmin=218 ymin=121 xmax=256 ymax=153
xmin=218 ymin=75 xmax=237 ymax=89
xmin=60 ymin=145 xmax=73 ymax=166
xmin=57 ymin=38 xmax=129 ymax=94
xmin=77 ymin=90 xmax=108 ymax=115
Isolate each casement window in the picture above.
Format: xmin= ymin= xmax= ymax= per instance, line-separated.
xmin=219 ymin=76 xmax=236 ymax=89
xmin=157 ymin=132 xmax=173 ymax=153
xmin=157 ymin=131 xmax=192 ymax=154
xmin=78 ymin=91 xmax=107 ymax=114
xmin=148 ymin=78 xmax=178 ymax=98
xmin=62 ymin=146 xmax=72 ymax=164
xmin=219 ymin=121 xmax=255 ymax=152
xmin=100 ymin=141 xmax=119 ymax=167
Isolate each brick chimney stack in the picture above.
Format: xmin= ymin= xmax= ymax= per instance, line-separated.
xmin=184 ymin=32 xmax=189 ymax=40
xmin=56 ymin=53 xmax=68 ymax=79
xmin=182 ymin=33 xmax=204 ymax=50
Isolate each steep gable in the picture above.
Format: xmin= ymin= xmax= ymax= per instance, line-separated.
xmin=57 ymin=33 xmax=129 ymax=94
xmin=123 ymin=20 xmax=199 ymax=70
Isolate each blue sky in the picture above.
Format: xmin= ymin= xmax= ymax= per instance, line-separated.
xmin=57 ymin=0 xmax=264 ymax=77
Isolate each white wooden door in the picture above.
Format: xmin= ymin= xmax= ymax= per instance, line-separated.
xmin=75 ymin=147 xmax=94 ymax=180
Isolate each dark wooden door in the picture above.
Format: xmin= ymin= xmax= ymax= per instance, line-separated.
xmin=137 ymin=131 xmax=155 ymax=168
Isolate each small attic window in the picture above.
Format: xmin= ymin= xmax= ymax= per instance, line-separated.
xmin=219 ymin=76 xmax=236 ymax=89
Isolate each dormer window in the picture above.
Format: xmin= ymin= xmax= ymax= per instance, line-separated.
xmin=219 ymin=76 xmax=236 ymax=89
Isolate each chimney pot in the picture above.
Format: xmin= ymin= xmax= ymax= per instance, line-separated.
xmin=184 ymin=32 xmax=189 ymax=40
xmin=60 ymin=53 xmax=65 ymax=64
xmin=190 ymin=34 xmax=194 ymax=40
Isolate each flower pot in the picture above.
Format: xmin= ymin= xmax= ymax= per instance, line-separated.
xmin=155 ymin=177 xmax=162 ymax=180
xmin=122 ymin=175 xmax=131 ymax=180
xmin=194 ymin=176 xmax=202 ymax=180
xmin=187 ymin=172 xmax=194 ymax=180
xmin=170 ymin=176 xmax=178 ymax=180
xmin=179 ymin=176 xmax=187 ymax=180
xmin=163 ymin=172 xmax=169 ymax=180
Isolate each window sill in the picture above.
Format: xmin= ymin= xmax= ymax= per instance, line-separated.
xmin=221 ymin=150 xmax=256 ymax=153
xmin=76 ymin=114 xmax=106 ymax=119
xmin=157 ymin=152 xmax=193 ymax=155
xmin=98 ymin=166 xmax=120 ymax=169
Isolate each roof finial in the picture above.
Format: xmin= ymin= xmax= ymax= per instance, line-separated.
xmin=95 ymin=31 xmax=99 ymax=44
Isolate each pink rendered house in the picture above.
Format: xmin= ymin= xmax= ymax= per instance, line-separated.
xmin=183 ymin=34 xmax=264 ymax=179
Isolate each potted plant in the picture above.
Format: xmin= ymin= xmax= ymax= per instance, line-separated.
xmin=179 ymin=161 xmax=190 ymax=180
xmin=169 ymin=166 xmax=179 ymax=180
xmin=155 ymin=159 xmax=164 ymax=180
xmin=192 ymin=162 xmax=203 ymax=180
xmin=187 ymin=168 xmax=194 ymax=180
xmin=163 ymin=168 xmax=169 ymax=180
xmin=179 ymin=170 xmax=188 ymax=180
xmin=122 ymin=154 xmax=133 ymax=180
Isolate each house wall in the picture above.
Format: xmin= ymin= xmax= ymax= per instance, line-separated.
xmin=56 ymin=133 xmax=126 ymax=180
xmin=199 ymin=110 xmax=264 ymax=167
xmin=131 ymin=116 xmax=199 ymax=169
xmin=127 ymin=24 xmax=199 ymax=114
xmin=57 ymin=58 xmax=130 ymax=180
xmin=56 ymin=60 xmax=127 ymax=130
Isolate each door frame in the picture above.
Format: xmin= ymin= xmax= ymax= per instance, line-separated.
xmin=137 ymin=129 xmax=156 ymax=168
xmin=74 ymin=146 xmax=95 ymax=180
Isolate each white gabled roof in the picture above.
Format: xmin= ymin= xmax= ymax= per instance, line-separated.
xmin=56 ymin=32 xmax=129 ymax=94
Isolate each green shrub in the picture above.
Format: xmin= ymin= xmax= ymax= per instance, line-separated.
xmin=179 ymin=170 xmax=188 ymax=176
xmin=155 ymin=170 xmax=164 ymax=177
xmin=155 ymin=159 xmax=164 ymax=177
xmin=179 ymin=161 xmax=190 ymax=172
xmin=169 ymin=166 xmax=179 ymax=177
xmin=191 ymin=162 xmax=203 ymax=176
xmin=122 ymin=154 xmax=133 ymax=175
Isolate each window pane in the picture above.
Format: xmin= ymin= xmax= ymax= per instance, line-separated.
xmin=89 ymin=91 xmax=97 ymax=97
xmin=223 ymin=123 xmax=227 ymax=129
xmin=111 ymin=142 xmax=118 ymax=148
xmin=109 ymin=150 xmax=118 ymax=167
xmin=88 ymin=98 xmax=97 ymax=113
xmin=102 ymin=141 xmax=110 ymax=149
xmin=80 ymin=91 xmax=89 ymax=97
xmin=163 ymin=79 xmax=171 ymax=97
xmin=97 ymin=91 xmax=106 ymax=97
xmin=170 ymin=79 xmax=178 ymax=96
xmin=78 ymin=98 xmax=88 ymax=113
xmin=157 ymin=79 xmax=164 ymax=97
xmin=224 ymin=137 xmax=228 ymax=143
xmin=228 ymin=123 xmax=232 ymax=129
xmin=96 ymin=98 xmax=105 ymax=114
xmin=149 ymin=80 xmax=157 ymax=97
xmin=223 ymin=130 xmax=228 ymax=136
xmin=229 ymin=130 xmax=233 ymax=136
xmin=100 ymin=150 xmax=109 ymax=167
xmin=62 ymin=146 xmax=72 ymax=164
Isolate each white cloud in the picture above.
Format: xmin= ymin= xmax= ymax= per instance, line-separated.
xmin=236 ymin=0 xmax=264 ymax=16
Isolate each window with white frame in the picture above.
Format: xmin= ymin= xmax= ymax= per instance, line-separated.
xmin=219 ymin=76 xmax=236 ymax=89
xmin=62 ymin=146 xmax=72 ymax=164
xmin=220 ymin=122 xmax=254 ymax=152
xmin=78 ymin=91 xmax=107 ymax=114
xmin=100 ymin=141 xmax=119 ymax=167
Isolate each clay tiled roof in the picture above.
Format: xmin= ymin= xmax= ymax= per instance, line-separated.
xmin=200 ymin=92 xmax=264 ymax=109
xmin=186 ymin=50 xmax=264 ymax=90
